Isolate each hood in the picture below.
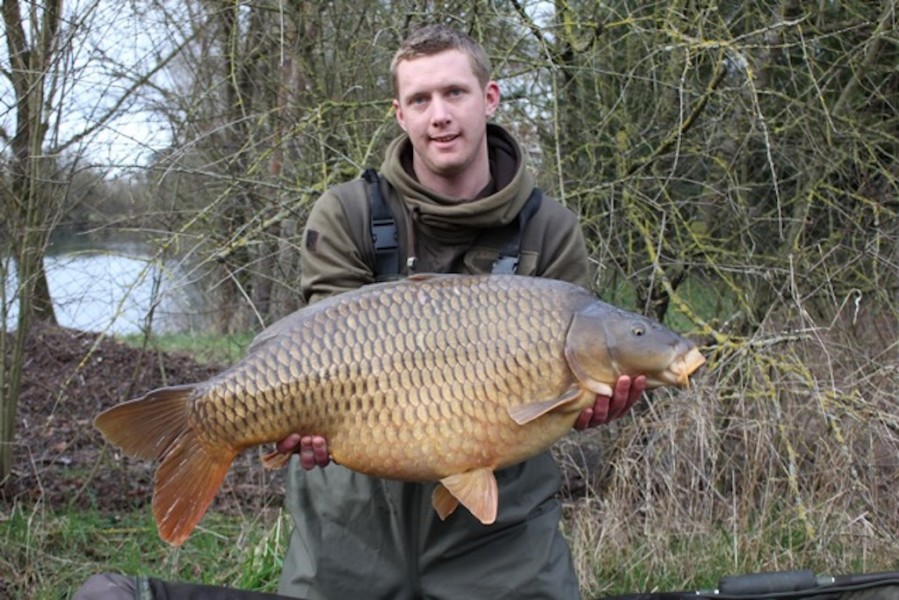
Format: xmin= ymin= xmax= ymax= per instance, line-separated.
xmin=379 ymin=123 xmax=537 ymax=233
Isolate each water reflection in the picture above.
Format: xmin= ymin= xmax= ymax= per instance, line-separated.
xmin=3 ymin=239 xmax=204 ymax=335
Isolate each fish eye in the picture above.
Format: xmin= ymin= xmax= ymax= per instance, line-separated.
xmin=632 ymin=325 xmax=646 ymax=336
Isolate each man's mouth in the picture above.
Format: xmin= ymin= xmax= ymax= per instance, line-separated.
xmin=431 ymin=133 xmax=459 ymax=144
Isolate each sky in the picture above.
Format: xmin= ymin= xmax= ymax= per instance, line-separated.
xmin=0 ymin=0 xmax=180 ymax=171
xmin=2 ymin=1 xmax=561 ymax=174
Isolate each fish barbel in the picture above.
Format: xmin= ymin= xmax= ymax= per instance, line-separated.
xmin=95 ymin=273 xmax=705 ymax=545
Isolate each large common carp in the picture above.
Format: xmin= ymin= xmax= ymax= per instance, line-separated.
xmin=95 ymin=274 xmax=705 ymax=545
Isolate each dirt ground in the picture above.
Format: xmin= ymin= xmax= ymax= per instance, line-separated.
xmin=1 ymin=322 xmax=286 ymax=515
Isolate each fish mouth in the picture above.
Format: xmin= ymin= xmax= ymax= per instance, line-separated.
xmin=627 ymin=346 xmax=706 ymax=390
xmin=671 ymin=347 xmax=706 ymax=387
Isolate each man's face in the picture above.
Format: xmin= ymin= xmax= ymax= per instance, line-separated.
xmin=393 ymin=49 xmax=500 ymax=186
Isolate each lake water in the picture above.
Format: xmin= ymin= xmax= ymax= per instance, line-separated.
xmin=3 ymin=238 xmax=204 ymax=335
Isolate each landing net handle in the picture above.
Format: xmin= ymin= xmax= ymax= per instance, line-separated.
xmin=599 ymin=569 xmax=899 ymax=600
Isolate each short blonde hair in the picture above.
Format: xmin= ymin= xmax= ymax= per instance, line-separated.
xmin=390 ymin=25 xmax=492 ymax=96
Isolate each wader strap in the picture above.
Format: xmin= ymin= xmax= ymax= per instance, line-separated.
xmin=483 ymin=187 xmax=542 ymax=275
xmin=362 ymin=168 xmax=542 ymax=277
xmin=363 ymin=168 xmax=399 ymax=278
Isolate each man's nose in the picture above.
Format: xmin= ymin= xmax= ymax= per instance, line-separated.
xmin=429 ymin=97 xmax=451 ymax=126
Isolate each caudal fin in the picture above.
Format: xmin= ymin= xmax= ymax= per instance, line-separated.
xmin=94 ymin=386 xmax=237 ymax=546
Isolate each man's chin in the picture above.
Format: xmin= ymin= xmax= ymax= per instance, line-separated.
xmin=426 ymin=154 xmax=469 ymax=177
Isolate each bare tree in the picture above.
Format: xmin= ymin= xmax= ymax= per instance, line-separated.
xmin=149 ymin=0 xmax=406 ymax=331
xmin=0 ymin=0 xmax=187 ymax=484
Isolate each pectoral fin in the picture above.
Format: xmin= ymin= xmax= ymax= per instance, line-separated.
xmin=434 ymin=468 xmax=498 ymax=525
xmin=507 ymin=385 xmax=583 ymax=425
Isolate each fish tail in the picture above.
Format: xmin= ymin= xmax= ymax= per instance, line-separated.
xmin=94 ymin=385 xmax=237 ymax=546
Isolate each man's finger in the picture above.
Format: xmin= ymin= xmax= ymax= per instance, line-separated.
xmin=311 ymin=436 xmax=330 ymax=467
xmin=574 ymin=407 xmax=594 ymax=431
xmin=277 ymin=432 xmax=302 ymax=455
xmin=606 ymin=376 xmax=632 ymax=420
xmin=629 ymin=375 xmax=647 ymax=404
xmin=589 ymin=396 xmax=611 ymax=426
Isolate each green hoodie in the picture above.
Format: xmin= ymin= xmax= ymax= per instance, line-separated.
xmin=280 ymin=123 xmax=585 ymax=600
xmin=299 ymin=124 xmax=589 ymax=305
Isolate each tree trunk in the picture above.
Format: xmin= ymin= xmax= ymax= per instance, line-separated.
xmin=0 ymin=0 xmax=62 ymax=486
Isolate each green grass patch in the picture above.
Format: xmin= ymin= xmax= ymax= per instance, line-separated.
xmin=0 ymin=502 xmax=289 ymax=599
xmin=117 ymin=331 xmax=255 ymax=365
xmin=4 ymin=497 xmax=897 ymax=598
xmin=582 ymin=523 xmax=896 ymax=597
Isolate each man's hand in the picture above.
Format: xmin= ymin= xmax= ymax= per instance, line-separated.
xmin=277 ymin=433 xmax=331 ymax=470
xmin=573 ymin=375 xmax=646 ymax=430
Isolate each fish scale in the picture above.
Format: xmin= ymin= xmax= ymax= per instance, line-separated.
xmin=203 ymin=277 xmax=563 ymax=467
xmin=94 ymin=273 xmax=705 ymax=545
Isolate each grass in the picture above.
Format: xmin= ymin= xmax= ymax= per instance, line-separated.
xmin=565 ymin=497 xmax=899 ymax=597
xmin=1 ymin=502 xmax=290 ymax=599
xmin=6 ymin=498 xmax=896 ymax=599
xmin=116 ymin=331 xmax=255 ymax=366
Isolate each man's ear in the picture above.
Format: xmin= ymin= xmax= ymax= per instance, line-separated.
xmin=393 ymin=98 xmax=406 ymax=131
xmin=484 ymin=81 xmax=500 ymax=117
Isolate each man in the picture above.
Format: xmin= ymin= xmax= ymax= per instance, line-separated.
xmin=73 ymin=24 xmax=644 ymax=600
xmin=275 ymin=24 xmax=644 ymax=600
